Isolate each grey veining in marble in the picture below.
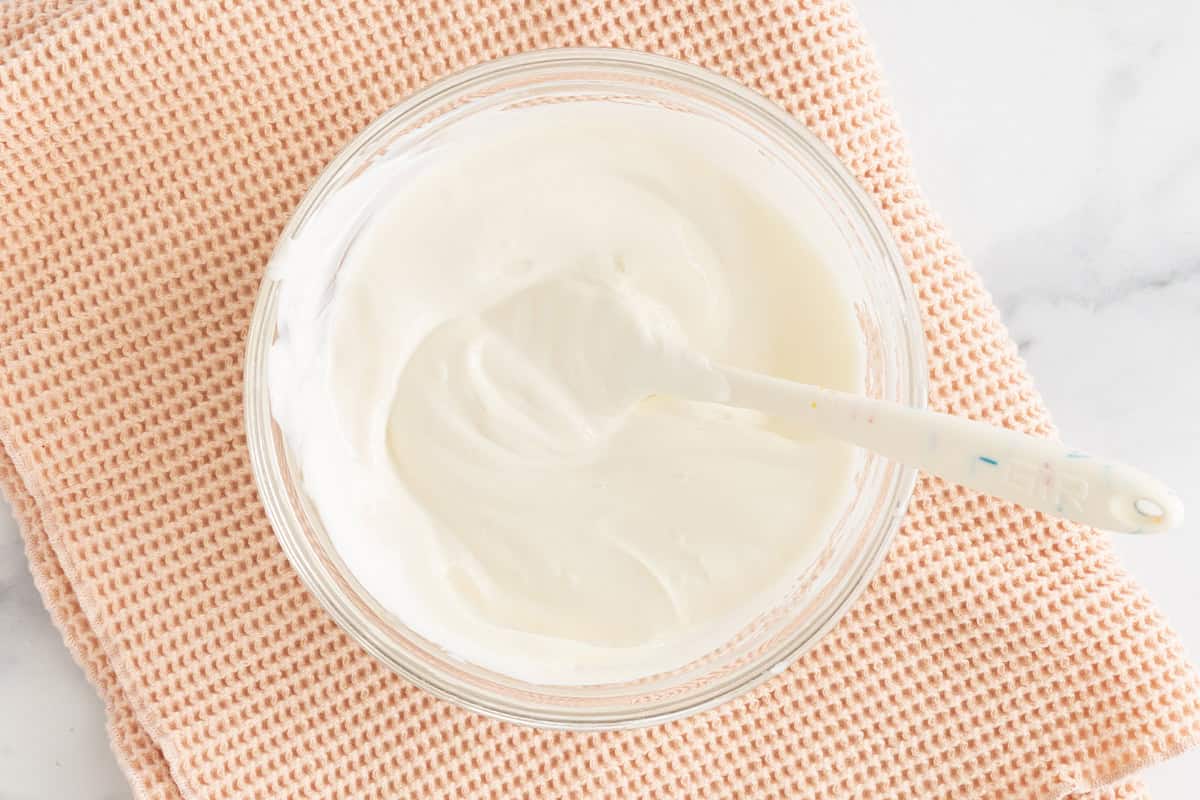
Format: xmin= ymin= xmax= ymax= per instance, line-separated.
xmin=2 ymin=1 xmax=1197 ymax=797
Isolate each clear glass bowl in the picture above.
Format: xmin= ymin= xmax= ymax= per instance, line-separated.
xmin=244 ymin=48 xmax=927 ymax=729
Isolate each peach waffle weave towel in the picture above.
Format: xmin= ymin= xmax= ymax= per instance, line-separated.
xmin=2 ymin=1 xmax=1199 ymax=798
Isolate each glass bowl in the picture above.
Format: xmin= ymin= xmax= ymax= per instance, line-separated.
xmin=244 ymin=48 xmax=927 ymax=729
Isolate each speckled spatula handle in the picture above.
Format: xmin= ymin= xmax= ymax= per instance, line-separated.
xmin=717 ymin=366 xmax=1183 ymax=534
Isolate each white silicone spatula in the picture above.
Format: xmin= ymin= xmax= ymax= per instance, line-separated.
xmin=672 ymin=364 xmax=1183 ymax=535
xmin=502 ymin=277 xmax=1182 ymax=535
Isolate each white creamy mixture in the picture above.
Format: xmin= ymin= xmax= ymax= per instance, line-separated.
xmin=269 ymin=105 xmax=864 ymax=684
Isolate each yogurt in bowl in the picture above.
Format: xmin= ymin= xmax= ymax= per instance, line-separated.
xmin=246 ymin=48 xmax=925 ymax=727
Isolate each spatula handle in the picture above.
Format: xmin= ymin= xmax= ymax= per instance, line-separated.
xmin=718 ymin=366 xmax=1182 ymax=534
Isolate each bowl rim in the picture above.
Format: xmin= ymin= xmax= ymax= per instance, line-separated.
xmin=244 ymin=46 xmax=928 ymax=729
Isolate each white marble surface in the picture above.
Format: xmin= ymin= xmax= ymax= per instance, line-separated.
xmin=855 ymin=1 xmax=1200 ymax=794
xmin=2 ymin=2 xmax=1197 ymax=797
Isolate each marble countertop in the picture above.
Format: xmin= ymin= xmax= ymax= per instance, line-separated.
xmin=2 ymin=1 xmax=1197 ymax=796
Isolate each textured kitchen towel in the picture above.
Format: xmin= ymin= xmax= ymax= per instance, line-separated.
xmin=2 ymin=1 xmax=1199 ymax=798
